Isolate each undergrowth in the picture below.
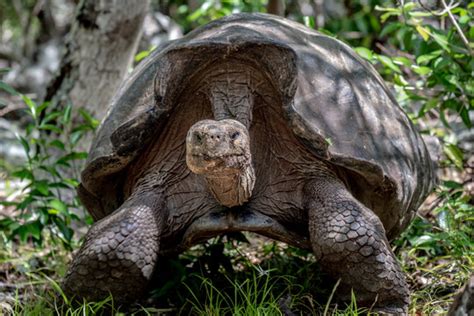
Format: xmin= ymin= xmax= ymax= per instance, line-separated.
xmin=1 ymin=0 xmax=473 ymax=315
xmin=1 ymin=227 xmax=472 ymax=315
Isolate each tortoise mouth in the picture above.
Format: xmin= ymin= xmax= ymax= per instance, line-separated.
xmin=188 ymin=152 xmax=249 ymax=175
xmin=192 ymin=153 xmax=244 ymax=160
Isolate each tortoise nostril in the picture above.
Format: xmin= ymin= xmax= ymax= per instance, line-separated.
xmin=207 ymin=131 xmax=223 ymax=142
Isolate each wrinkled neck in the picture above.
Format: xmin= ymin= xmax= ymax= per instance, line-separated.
xmin=206 ymin=63 xmax=254 ymax=128
xmin=204 ymin=164 xmax=255 ymax=208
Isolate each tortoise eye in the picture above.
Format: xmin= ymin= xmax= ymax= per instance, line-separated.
xmin=194 ymin=132 xmax=203 ymax=143
xmin=231 ymin=131 xmax=240 ymax=140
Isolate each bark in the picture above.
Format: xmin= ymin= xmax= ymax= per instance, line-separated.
xmin=45 ymin=0 xmax=150 ymax=121
xmin=267 ymin=0 xmax=286 ymax=16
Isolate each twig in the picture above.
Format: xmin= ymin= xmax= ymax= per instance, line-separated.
xmin=423 ymin=178 xmax=472 ymax=215
xmin=0 ymin=103 xmax=26 ymax=117
xmin=417 ymin=0 xmax=472 ymax=56
xmin=440 ymin=0 xmax=473 ymax=56
xmin=417 ymin=0 xmax=459 ymax=16
xmin=375 ymin=42 xmax=414 ymax=60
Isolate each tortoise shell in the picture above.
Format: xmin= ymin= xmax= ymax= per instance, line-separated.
xmin=78 ymin=13 xmax=435 ymax=240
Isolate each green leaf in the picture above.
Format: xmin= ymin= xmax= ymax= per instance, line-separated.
xmin=416 ymin=50 xmax=442 ymax=64
xmin=64 ymin=178 xmax=80 ymax=188
xmin=402 ymin=2 xmax=416 ymax=11
xmin=36 ymin=102 xmax=49 ymax=117
xmin=188 ymin=8 xmax=204 ymax=22
xmin=78 ymin=109 xmax=99 ymax=129
xmin=16 ymin=195 xmax=34 ymax=210
xmin=374 ymin=5 xmax=400 ymax=12
xmin=459 ymin=15 xmax=470 ymax=24
xmin=436 ymin=210 xmax=450 ymax=231
xmin=39 ymin=123 xmax=63 ymax=134
xmin=134 ymin=50 xmax=151 ymax=63
xmin=418 ymin=98 xmax=439 ymax=117
xmin=0 ymin=201 xmax=17 ymax=207
xmin=14 ymin=221 xmax=42 ymax=242
xmin=303 ymin=16 xmax=315 ymax=29
xmin=28 ymin=221 xmax=42 ymax=241
xmin=393 ymin=56 xmax=412 ymax=67
xmin=380 ymin=12 xmax=399 ymax=23
xmin=48 ymin=182 xmax=70 ymax=189
xmin=63 ymin=104 xmax=72 ymax=124
xmin=70 ymin=130 xmax=83 ymax=145
xmin=411 ymin=235 xmax=434 ymax=247
xmin=49 ymin=199 xmax=68 ymax=214
xmin=433 ymin=56 xmax=451 ymax=71
xmin=49 ymin=140 xmax=65 ymax=151
xmin=12 ymin=169 xmax=33 ymax=180
xmin=0 ymin=81 xmax=19 ymax=95
xmin=376 ymin=55 xmax=402 ymax=73
xmin=56 ymin=152 xmax=88 ymax=165
xmin=354 ymin=15 xmax=369 ymax=34
xmin=48 ymin=209 xmax=59 ymax=215
xmin=39 ymin=165 xmax=60 ymax=178
xmin=380 ymin=22 xmax=402 ymax=37
xmin=16 ymin=226 xmax=29 ymax=243
xmin=448 ymin=74 xmax=461 ymax=87
xmin=459 ymin=106 xmax=472 ymax=128
xmin=22 ymin=95 xmax=37 ymax=119
xmin=416 ymin=25 xmax=430 ymax=41
xmin=412 ymin=66 xmax=432 ymax=75
xmin=444 ymin=144 xmax=464 ymax=169
xmin=42 ymin=111 xmax=62 ymax=125
xmin=355 ymin=47 xmax=373 ymax=61
xmin=409 ymin=11 xmax=433 ymax=18
xmin=53 ymin=218 xmax=73 ymax=242
xmin=442 ymin=180 xmax=463 ymax=189
xmin=18 ymin=136 xmax=30 ymax=153
xmin=430 ymin=31 xmax=450 ymax=51
xmin=394 ymin=74 xmax=409 ymax=86
xmin=368 ymin=14 xmax=381 ymax=32
xmin=35 ymin=181 xmax=50 ymax=196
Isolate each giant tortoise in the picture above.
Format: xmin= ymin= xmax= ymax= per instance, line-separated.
xmin=63 ymin=13 xmax=435 ymax=313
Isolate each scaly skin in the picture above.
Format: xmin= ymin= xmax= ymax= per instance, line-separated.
xmin=63 ymin=191 xmax=166 ymax=303
xmin=305 ymin=175 xmax=409 ymax=314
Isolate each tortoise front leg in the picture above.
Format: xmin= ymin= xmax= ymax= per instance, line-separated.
xmin=305 ymin=176 xmax=409 ymax=314
xmin=63 ymin=191 xmax=166 ymax=303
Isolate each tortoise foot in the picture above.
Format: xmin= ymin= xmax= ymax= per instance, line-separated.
xmin=306 ymin=177 xmax=409 ymax=313
xmin=371 ymin=305 xmax=407 ymax=316
xmin=63 ymin=193 xmax=165 ymax=303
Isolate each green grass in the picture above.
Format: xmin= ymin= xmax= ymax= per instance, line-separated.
xmin=3 ymin=229 xmax=471 ymax=315
xmin=1 ymin=181 xmax=472 ymax=315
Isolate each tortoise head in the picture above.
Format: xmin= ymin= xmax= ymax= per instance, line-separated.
xmin=186 ymin=119 xmax=255 ymax=207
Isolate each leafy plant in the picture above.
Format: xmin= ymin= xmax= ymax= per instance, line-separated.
xmin=395 ymin=179 xmax=473 ymax=260
xmin=0 ymin=78 xmax=98 ymax=249
xmin=172 ymin=0 xmax=267 ymax=32
xmin=374 ymin=1 xmax=471 ymax=126
xmin=350 ymin=1 xmax=472 ymax=170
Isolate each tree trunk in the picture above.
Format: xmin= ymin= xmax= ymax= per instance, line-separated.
xmin=267 ymin=0 xmax=285 ymax=16
xmin=45 ymin=0 xmax=150 ymax=121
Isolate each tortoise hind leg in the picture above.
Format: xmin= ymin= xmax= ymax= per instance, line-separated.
xmin=63 ymin=191 xmax=166 ymax=303
xmin=304 ymin=176 xmax=409 ymax=314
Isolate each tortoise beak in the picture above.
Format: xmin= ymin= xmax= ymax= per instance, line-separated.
xmin=185 ymin=119 xmax=250 ymax=175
